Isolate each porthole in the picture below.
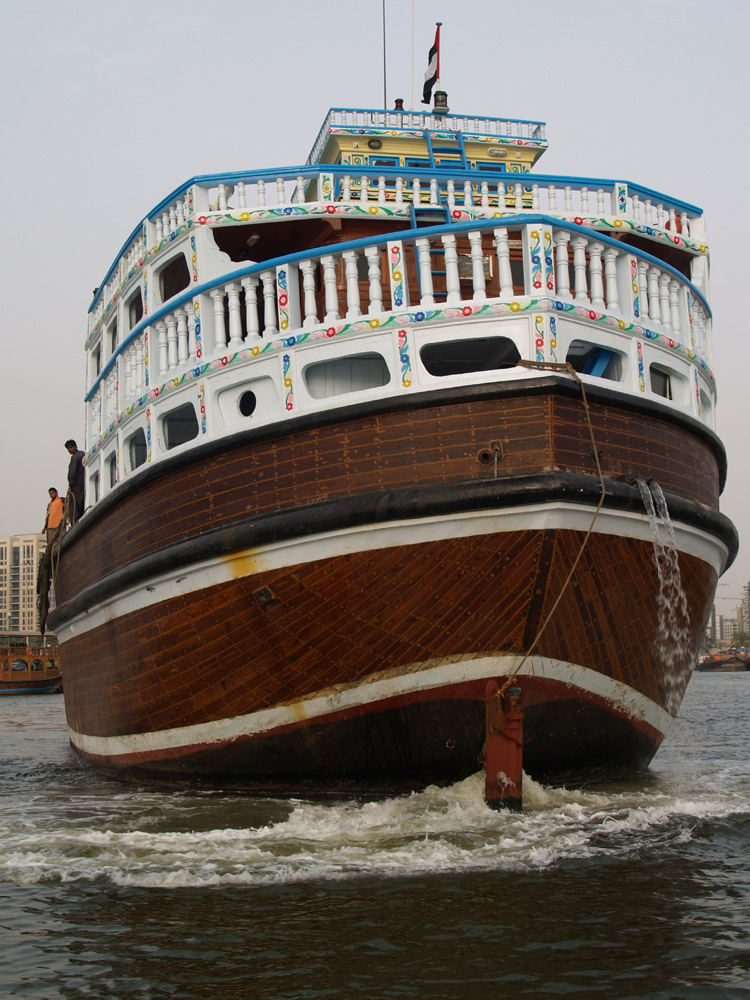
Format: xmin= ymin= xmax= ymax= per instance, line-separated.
xmin=239 ymin=391 xmax=257 ymax=417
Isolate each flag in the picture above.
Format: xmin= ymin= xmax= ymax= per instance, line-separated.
xmin=422 ymin=23 xmax=441 ymax=105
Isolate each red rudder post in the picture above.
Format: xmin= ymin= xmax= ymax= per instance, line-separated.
xmin=484 ymin=679 xmax=524 ymax=811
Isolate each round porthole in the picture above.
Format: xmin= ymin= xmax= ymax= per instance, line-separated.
xmin=238 ymin=390 xmax=257 ymax=417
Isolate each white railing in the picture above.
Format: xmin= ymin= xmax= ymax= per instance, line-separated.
xmin=86 ymin=219 xmax=711 ymax=444
xmin=87 ymin=163 xmax=706 ymax=347
xmin=306 ymin=108 xmax=547 ymax=164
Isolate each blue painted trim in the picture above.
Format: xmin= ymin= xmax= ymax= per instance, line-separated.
xmin=0 ymin=686 xmax=60 ymax=694
xmin=85 ymin=214 xmax=712 ymax=403
xmin=89 ymin=166 xmax=705 ymax=315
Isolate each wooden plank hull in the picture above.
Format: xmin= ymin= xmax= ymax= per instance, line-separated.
xmin=50 ymin=381 xmax=734 ymax=790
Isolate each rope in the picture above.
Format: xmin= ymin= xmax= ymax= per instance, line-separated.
xmin=497 ymin=361 xmax=607 ymax=698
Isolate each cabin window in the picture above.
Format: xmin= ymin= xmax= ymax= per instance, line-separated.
xmin=11 ymin=660 xmax=27 ymax=671
xmin=31 ymin=659 xmax=44 ymax=671
xmin=48 ymin=659 xmax=57 ymax=670
xmin=108 ymin=318 xmax=118 ymax=356
xmin=127 ymin=428 xmax=148 ymax=470
xmin=89 ymin=474 xmax=99 ymax=505
xmin=650 ymin=365 xmax=672 ymax=399
xmin=2 ymin=659 xmax=8 ymax=671
xmin=158 ymin=254 xmax=191 ymax=303
xmin=304 ymin=353 xmax=391 ymax=399
xmin=566 ymin=341 xmax=624 ymax=382
xmin=128 ymin=290 xmax=144 ymax=330
xmin=107 ymin=453 xmax=117 ymax=489
xmin=162 ymin=402 xmax=199 ymax=450
xmin=420 ymin=337 xmax=520 ymax=377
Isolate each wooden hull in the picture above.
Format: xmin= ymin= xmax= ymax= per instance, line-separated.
xmin=0 ymin=677 xmax=62 ymax=695
xmin=50 ymin=379 xmax=735 ymax=790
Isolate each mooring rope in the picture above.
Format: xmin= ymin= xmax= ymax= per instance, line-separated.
xmin=497 ymin=361 xmax=607 ymax=698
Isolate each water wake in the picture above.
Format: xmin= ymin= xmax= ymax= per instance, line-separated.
xmin=1 ymin=770 xmax=746 ymax=889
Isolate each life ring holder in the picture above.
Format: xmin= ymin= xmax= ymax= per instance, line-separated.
xmin=25 ymin=647 xmax=32 ymax=655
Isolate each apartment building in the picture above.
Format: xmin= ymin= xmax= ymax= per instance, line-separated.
xmin=0 ymin=534 xmax=47 ymax=634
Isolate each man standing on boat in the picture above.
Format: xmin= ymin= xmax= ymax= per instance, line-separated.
xmin=65 ymin=440 xmax=85 ymax=522
xmin=42 ymin=487 xmax=64 ymax=543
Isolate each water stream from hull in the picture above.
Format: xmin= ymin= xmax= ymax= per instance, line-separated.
xmin=636 ymin=478 xmax=694 ymax=713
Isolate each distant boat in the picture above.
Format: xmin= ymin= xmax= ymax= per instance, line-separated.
xmin=49 ymin=99 xmax=737 ymax=795
xmin=0 ymin=635 xmax=62 ymax=694
xmin=697 ymin=652 xmax=750 ymax=672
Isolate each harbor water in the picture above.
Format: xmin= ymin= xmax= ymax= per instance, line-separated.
xmin=1 ymin=672 xmax=749 ymax=999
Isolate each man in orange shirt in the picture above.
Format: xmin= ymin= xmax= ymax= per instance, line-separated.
xmin=43 ymin=487 xmax=64 ymax=543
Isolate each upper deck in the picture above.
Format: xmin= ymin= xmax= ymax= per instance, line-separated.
xmin=80 ymin=106 xmax=714 ymax=513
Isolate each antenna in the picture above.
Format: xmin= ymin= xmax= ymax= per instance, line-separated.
xmin=411 ymin=0 xmax=415 ymax=110
xmin=382 ymin=0 xmax=387 ymax=108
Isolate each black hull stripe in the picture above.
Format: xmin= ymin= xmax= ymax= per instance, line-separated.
xmin=70 ymin=375 xmax=728 ymax=545
xmin=48 ymin=472 xmax=738 ymax=630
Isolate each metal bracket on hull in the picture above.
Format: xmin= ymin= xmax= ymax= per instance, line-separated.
xmin=484 ymin=679 xmax=524 ymax=811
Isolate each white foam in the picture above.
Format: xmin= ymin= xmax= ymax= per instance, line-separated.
xmin=1 ymin=770 xmax=747 ymax=889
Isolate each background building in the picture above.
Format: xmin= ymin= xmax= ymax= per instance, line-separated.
xmin=0 ymin=534 xmax=47 ymax=634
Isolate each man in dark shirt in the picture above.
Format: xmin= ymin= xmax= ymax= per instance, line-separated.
xmin=65 ymin=439 xmax=85 ymax=522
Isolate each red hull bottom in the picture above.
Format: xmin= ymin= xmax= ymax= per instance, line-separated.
xmin=69 ymin=673 xmax=663 ymax=793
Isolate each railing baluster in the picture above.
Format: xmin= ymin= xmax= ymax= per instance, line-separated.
xmin=415 ymin=238 xmax=435 ymax=307
xmin=669 ymin=280 xmax=681 ymax=334
xmin=226 ymin=282 xmax=244 ymax=347
xmin=494 ymin=228 xmax=514 ymax=297
xmin=210 ymin=290 xmax=227 ymax=351
xmin=603 ymin=247 xmax=619 ymax=312
xmin=659 ymin=273 xmax=671 ymax=329
xmin=364 ymin=247 xmax=383 ymax=314
xmin=260 ymin=270 xmax=278 ymax=335
xmin=555 ymin=233 xmax=571 ymax=298
xmin=638 ymin=261 xmax=650 ymax=319
xmin=588 ymin=243 xmax=605 ymax=310
xmin=343 ymin=251 xmax=361 ymax=318
xmin=572 ymin=236 xmax=589 ymax=304
xmin=321 ymin=255 xmax=340 ymax=322
xmin=468 ymin=231 xmax=486 ymax=300
xmin=647 ymin=266 xmax=661 ymax=322
xmin=442 ymin=234 xmax=461 ymax=305
xmin=298 ymin=262 xmax=318 ymax=328
xmin=176 ymin=308 xmax=189 ymax=364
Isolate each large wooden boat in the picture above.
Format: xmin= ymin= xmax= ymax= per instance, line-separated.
xmin=48 ymin=100 xmax=737 ymax=793
xmin=1 ymin=635 xmax=62 ymax=695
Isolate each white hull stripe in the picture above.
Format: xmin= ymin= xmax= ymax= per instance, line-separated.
xmin=68 ymin=653 xmax=674 ymax=760
xmin=58 ymin=502 xmax=727 ymax=642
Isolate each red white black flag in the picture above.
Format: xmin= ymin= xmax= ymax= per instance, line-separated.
xmin=422 ymin=23 xmax=441 ymax=104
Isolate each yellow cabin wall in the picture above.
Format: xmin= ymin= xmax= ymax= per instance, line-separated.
xmin=319 ymin=134 xmax=546 ymax=173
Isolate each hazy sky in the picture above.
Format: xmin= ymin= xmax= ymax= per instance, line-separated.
xmin=1 ymin=0 xmax=747 ymax=609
